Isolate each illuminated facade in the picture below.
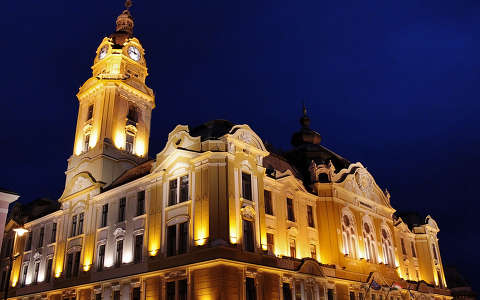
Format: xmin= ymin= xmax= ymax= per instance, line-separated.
xmin=3 ymin=3 xmax=452 ymax=300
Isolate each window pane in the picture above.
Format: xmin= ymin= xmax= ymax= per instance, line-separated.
xmin=307 ymin=205 xmax=314 ymax=227
xmin=178 ymin=279 xmax=188 ymax=300
xmin=167 ymin=225 xmax=177 ymax=256
xmin=113 ymin=291 xmax=120 ymax=300
xmin=38 ymin=227 xmax=44 ymax=248
xmin=179 ymin=175 xmax=189 ymax=203
xmin=246 ymin=277 xmax=256 ymax=300
xmin=101 ymin=204 xmax=108 ymax=227
xmin=116 ymin=240 xmax=123 ymax=267
xmin=283 ymin=283 xmax=292 ymax=300
xmin=264 ymin=190 xmax=273 ymax=215
xmin=119 ymin=197 xmax=126 ymax=222
xmin=134 ymin=235 xmax=143 ymax=263
xmin=179 ymin=222 xmax=188 ymax=255
xmin=46 ymin=259 xmax=53 ymax=282
xmin=73 ymin=252 xmax=80 ymax=277
xmin=166 ymin=281 xmax=175 ymax=300
xmin=287 ymin=198 xmax=295 ymax=222
xmin=242 ymin=173 xmax=252 ymax=201
xmin=98 ymin=244 xmax=105 ymax=271
xmin=168 ymin=179 xmax=178 ymax=206
xmin=267 ymin=233 xmax=274 ymax=255
xmin=243 ymin=220 xmax=254 ymax=252
xmin=132 ymin=287 xmax=141 ymax=300
xmin=78 ymin=213 xmax=84 ymax=235
xmin=66 ymin=253 xmax=73 ymax=278
xmin=137 ymin=191 xmax=145 ymax=216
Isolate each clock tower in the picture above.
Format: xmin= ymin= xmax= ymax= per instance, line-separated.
xmin=63 ymin=1 xmax=155 ymax=194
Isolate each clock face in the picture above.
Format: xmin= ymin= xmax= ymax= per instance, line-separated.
xmin=128 ymin=46 xmax=141 ymax=61
xmin=99 ymin=45 xmax=108 ymax=60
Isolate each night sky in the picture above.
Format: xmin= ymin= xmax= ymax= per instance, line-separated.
xmin=3 ymin=0 xmax=479 ymax=291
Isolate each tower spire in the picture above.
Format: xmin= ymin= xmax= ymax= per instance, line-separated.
xmin=116 ymin=0 xmax=134 ymax=36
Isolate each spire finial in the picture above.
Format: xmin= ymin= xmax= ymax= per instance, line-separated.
xmin=300 ymin=100 xmax=310 ymax=129
xmin=302 ymin=100 xmax=307 ymax=117
xmin=116 ymin=0 xmax=134 ymax=35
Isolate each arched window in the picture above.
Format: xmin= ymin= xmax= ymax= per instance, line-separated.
xmin=363 ymin=222 xmax=377 ymax=263
xmin=341 ymin=212 xmax=358 ymax=258
xmin=381 ymin=227 xmax=394 ymax=265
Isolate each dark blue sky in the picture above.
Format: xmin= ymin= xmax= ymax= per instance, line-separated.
xmin=3 ymin=0 xmax=479 ymax=291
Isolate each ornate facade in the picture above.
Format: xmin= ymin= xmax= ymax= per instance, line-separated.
xmin=2 ymin=3 xmax=451 ymax=300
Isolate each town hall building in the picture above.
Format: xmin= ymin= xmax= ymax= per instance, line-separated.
xmin=1 ymin=2 xmax=451 ymax=300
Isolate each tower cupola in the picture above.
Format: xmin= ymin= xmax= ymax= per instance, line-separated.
xmin=115 ymin=0 xmax=134 ymax=36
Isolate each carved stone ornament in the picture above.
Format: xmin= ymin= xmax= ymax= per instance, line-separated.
xmin=71 ymin=176 xmax=92 ymax=194
xmin=228 ymin=142 xmax=235 ymax=154
xmin=241 ymin=205 xmax=256 ymax=221
xmin=355 ymin=169 xmax=373 ymax=196
xmin=238 ymin=131 xmax=253 ymax=145
xmin=113 ymin=227 xmax=126 ymax=238
xmin=287 ymin=226 xmax=298 ymax=237
xmin=165 ymin=269 xmax=187 ymax=280
xmin=33 ymin=251 xmax=42 ymax=261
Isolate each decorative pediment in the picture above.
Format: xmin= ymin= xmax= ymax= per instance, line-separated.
xmin=60 ymin=172 xmax=101 ymax=202
xmin=297 ymin=259 xmax=324 ymax=277
xmin=33 ymin=251 xmax=42 ymax=261
xmin=230 ymin=126 xmax=267 ymax=152
xmin=425 ymin=215 xmax=439 ymax=231
xmin=66 ymin=245 xmax=82 ymax=254
xmin=166 ymin=214 xmax=190 ymax=226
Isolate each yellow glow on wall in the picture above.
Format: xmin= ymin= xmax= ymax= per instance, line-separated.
xmin=55 ymin=264 xmax=63 ymax=278
xmin=11 ymin=278 xmax=17 ymax=288
xmin=83 ymin=264 xmax=91 ymax=272
xmin=75 ymin=138 xmax=83 ymax=155
xmin=195 ymin=229 xmax=207 ymax=246
xmin=114 ymin=131 xmax=125 ymax=149
xmin=111 ymin=62 xmax=120 ymax=75
xmin=89 ymin=129 xmax=98 ymax=148
xmin=229 ymin=226 xmax=237 ymax=244
xmin=148 ymin=236 xmax=160 ymax=256
xmin=135 ymin=139 xmax=145 ymax=156
xmin=149 ymin=249 xmax=158 ymax=257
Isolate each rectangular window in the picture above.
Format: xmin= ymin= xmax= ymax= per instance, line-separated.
xmin=116 ymin=240 xmax=123 ymax=267
xmin=327 ymin=289 xmax=334 ymax=300
xmin=166 ymin=281 xmax=176 ymax=300
xmin=282 ymin=283 xmax=292 ymax=300
xmin=46 ymin=258 xmax=53 ymax=283
xmin=33 ymin=262 xmax=40 ymax=284
xmin=432 ymin=244 xmax=438 ymax=260
xmin=350 ymin=292 xmax=356 ymax=300
xmin=137 ymin=190 xmax=145 ymax=216
xmin=38 ymin=227 xmax=44 ymax=248
xmin=71 ymin=215 xmax=77 ymax=237
xmin=400 ymin=238 xmax=406 ymax=255
xmin=290 ymin=239 xmax=296 ymax=258
xmin=287 ymin=198 xmax=295 ymax=222
xmin=179 ymin=175 xmax=189 ymax=203
xmin=87 ymin=104 xmax=94 ymax=120
xmin=167 ymin=225 xmax=177 ymax=257
xmin=178 ymin=279 xmax=188 ymax=300
xmin=178 ymin=222 xmax=188 ymax=255
xmin=126 ymin=132 xmax=134 ymax=154
xmin=411 ymin=241 xmax=417 ymax=258
xmin=84 ymin=133 xmax=90 ymax=152
xmin=73 ymin=252 xmax=80 ymax=277
xmin=359 ymin=293 xmax=364 ymax=300
xmin=22 ymin=265 xmax=28 ymax=286
xmin=118 ymin=197 xmax=126 ymax=222
xmin=242 ymin=173 xmax=252 ymax=201
xmin=97 ymin=244 xmax=105 ymax=271
xmin=66 ymin=253 xmax=73 ymax=278
xmin=264 ymin=190 xmax=273 ymax=215
xmin=25 ymin=233 xmax=32 ymax=251
xmin=168 ymin=179 xmax=178 ymax=206
xmin=113 ymin=290 xmax=120 ymax=300
xmin=132 ymin=287 xmax=141 ymax=300
xmin=101 ymin=204 xmax=108 ymax=227
xmin=51 ymin=223 xmax=57 ymax=243
xmin=134 ymin=234 xmax=143 ymax=263
xmin=266 ymin=233 xmax=274 ymax=255
xmin=243 ymin=220 xmax=255 ymax=252
xmin=95 ymin=294 xmax=102 ymax=300
xmin=310 ymin=244 xmax=317 ymax=259
xmin=307 ymin=205 xmax=314 ymax=227
xmin=246 ymin=277 xmax=256 ymax=300
xmin=78 ymin=213 xmax=84 ymax=235
xmin=372 ymin=294 xmax=376 ymax=300
xmin=295 ymin=282 xmax=301 ymax=300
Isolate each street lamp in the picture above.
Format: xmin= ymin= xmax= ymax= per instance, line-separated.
xmin=3 ymin=226 xmax=26 ymax=300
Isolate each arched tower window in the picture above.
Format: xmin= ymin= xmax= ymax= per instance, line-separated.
xmin=341 ymin=212 xmax=358 ymax=258
xmin=127 ymin=105 xmax=139 ymax=124
xmin=381 ymin=227 xmax=394 ymax=265
xmin=363 ymin=221 xmax=377 ymax=263
xmin=125 ymin=125 xmax=137 ymax=154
